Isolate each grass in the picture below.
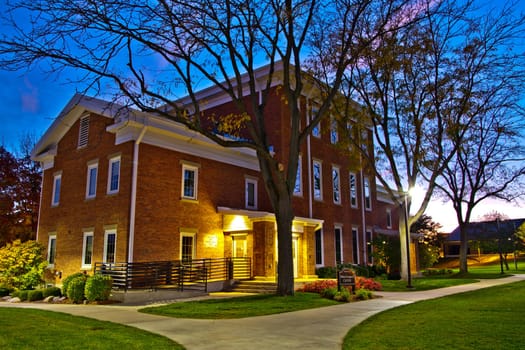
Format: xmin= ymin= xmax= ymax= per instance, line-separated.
xmin=140 ymin=292 xmax=339 ymax=319
xmin=343 ymin=280 xmax=525 ymax=350
xmin=0 ymin=308 xmax=183 ymax=350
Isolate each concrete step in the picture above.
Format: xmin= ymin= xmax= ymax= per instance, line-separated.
xmin=230 ymin=281 xmax=277 ymax=294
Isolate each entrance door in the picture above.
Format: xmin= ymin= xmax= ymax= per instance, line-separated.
xmin=232 ymin=235 xmax=247 ymax=257
xmin=292 ymin=235 xmax=299 ymax=278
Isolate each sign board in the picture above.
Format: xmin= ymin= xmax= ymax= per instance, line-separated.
xmin=338 ymin=268 xmax=355 ymax=286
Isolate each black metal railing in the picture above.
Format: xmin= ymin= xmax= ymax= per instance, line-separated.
xmin=94 ymin=257 xmax=251 ymax=292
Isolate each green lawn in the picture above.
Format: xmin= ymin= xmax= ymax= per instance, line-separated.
xmin=0 ymin=308 xmax=183 ymax=350
xmin=343 ymin=280 xmax=525 ymax=349
xmin=140 ymin=292 xmax=339 ymax=319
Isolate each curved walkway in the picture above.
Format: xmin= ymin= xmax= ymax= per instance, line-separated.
xmin=2 ymin=275 xmax=524 ymax=349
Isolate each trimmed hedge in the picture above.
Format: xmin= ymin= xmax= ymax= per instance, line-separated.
xmin=62 ymin=272 xmax=87 ymax=297
xmin=42 ymin=286 xmax=62 ymax=298
xmin=67 ymin=276 xmax=87 ymax=304
xmin=85 ymin=274 xmax=112 ymax=302
xmin=27 ymin=290 xmax=44 ymax=302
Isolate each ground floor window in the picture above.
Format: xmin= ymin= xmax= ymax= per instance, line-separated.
xmin=367 ymin=229 xmax=373 ymax=264
xmin=352 ymin=227 xmax=359 ymax=264
xmin=47 ymin=234 xmax=57 ymax=266
xmin=104 ymin=229 xmax=116 ymax=264
xmin=181 ymin=232 xmax=196 ymax=263
xmin=335 ymin=226 xmax=343 ymax=264
xmin=82 ymin=231 xmax=93 ymax=268
xmin=315 ymin=229 xmax=323 ymax=265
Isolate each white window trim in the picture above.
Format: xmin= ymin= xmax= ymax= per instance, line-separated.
xmin=107 ymin=156 xmax=121 ymax=195
xmin=245 ymin=177 xmax=258 ymax=210
xmin=330 ymin=115 xmax=338 ymax=144
xmin=293 ymin=155 xmax=303 ymax=197
xmin=335 ymin=225 xmax=343 ymax=264
xmin=315 ymin=229 xmax=324 ymax=267
xmin=313 ymin=159 xmax=323 ymax=201
xmin=81 ymin=231 xmax=94 ymax=269
xmin=181 ymin=163 xmax=199 ymax=200
xmin=51 ymin=173 xmax=62 ymax=206
xmin=86 ymin=162 xmax=98 ymax=199
xmin=103 ymin=229 xmax=117 ymax=264
xmin=364 ymin=177 xmax=372 ymax=211
xmin=352 ymin=227 xmax=360 ymax=264
xmin=349 ymin=172 xmax=358 ymax=208
xmin=47 ymin=234 xmax=57 ymax=267
xmin=180 ymin=231 xmax=197 ymax=261
xmin=332 ymin=166 xmax=341 ymax=205
xmin=386 ymin=209 xmax=392 ymax=229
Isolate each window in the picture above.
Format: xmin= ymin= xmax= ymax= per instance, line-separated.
xmin=313 ymin=160 xmax=322 ymax=200
xmin=352 ymin=227 xmax=359 ymax=264
xmin=245 ymin=177 xmax=257 ymax=209
xmin=335 ymin=226 xmax=343 ymax=264
xmin=52 ymin=173 xmax=62 ymax=206
xmin=181 ymin=164 xmax=198 ymax=200
xmin=82 ymin=231 xmax=94 ymax=268
xmin=386 ymin=209 xmax=392 ymax=229
xmin=315 ymin=229 xmax=323 ymax=265
xmin=47 ymin=235 xmax=57 ymax=266
xmin=103 ymin=229 xmax=116 ymax=264
xmin=107 ymin=156 xmax=120 ymax=194
xmin=364 ymin=177 xmax=371 ymax=210
xmin=361 ymin=129 xmax=369 ymax=152
xmin=78 ymin=114 xmax=90 ymax=148
xmin=332 ymin=166 xmax=341 ymax=204
xmin=181 ymin=232 xmax=196 ymax=263
xmin=330 ymin=116 xmax=338 ymax=144
xmin=86 ymin=162 xmax=98 ymax=199
xmin=293 ymin=156 xmax=302 ymax=196
xmin=311 ymin=106 xmax=321 ymax=138
xmin=349 ymin=173 xmax=357 ymax=208
xmin=367 ymin=230 xmax=373 ymax=264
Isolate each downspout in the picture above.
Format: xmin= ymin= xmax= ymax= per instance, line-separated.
xmin=359 ymin=159 xmax=366 ymax=264
xmin=306 ymin=100 xmax=313 ymax=219
xmin=128 ymin=126 xmax=147 ymax=263
xmin=35 ymin=164 xmax=45 ymax=242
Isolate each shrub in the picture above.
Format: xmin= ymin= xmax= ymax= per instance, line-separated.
xmin=67 ymin=275 xmax=87 ymax=303
xmin=0 ymin=240 xmax=47 ymax=290
xmin=320 ymin=287 xmax=338 ymax=299
xmin=27 ymin=289 xmax=44 ymax=301
xmin=316 ymin=267 xmax=337 ymax=278
xmin=0 ymin=287 xmax=10 ymax=297
xmin=85 ymin=274 xmax=113 ymax=302
xmin=14 ymin=290 xmax=29 ymax=301
xmin=354 ymin=288 xmax=373 ymax=300
xmin=296 ymin=279 xmax=337 ymax=293
xmin=333 ymin=288 xmax=352 ymax=302
xmin=62 ymin=272 xmax=87 ymax=297
xmin=355 ymin=277 xmax=382 ymax=291
xmin=42 ymin=286 xmax=62 ymax=298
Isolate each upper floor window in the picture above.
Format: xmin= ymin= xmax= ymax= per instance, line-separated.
xmin=86 ymin=162 xmax=98 ymax=199
xmin=313 ymin=160 xmax=322 ymax=200
xmin=364 ymin=177 xmax=371 ymax=210
xmin=47 ymin=234 xmax=57 ymax=266
xmin=245 ymin=177 xmax=258 ymax=209
xmin=107 ymin=156 xmax=120 ymax=194
xmin=82 ymin=231 xmax=94 ymax=269
xmin=311 ymin=106 xmax=321 ymax=138
xmin=293 ymin=156 xmax=302 ymax=196
xmin=78 ymin=114 xmax=90 ymax=148
xmin=52 ymin=173 xmax=62 ymax=206
xmin=332 ymin=166 xmax=341 ymax=204
xmin=330 ymin=116 xmax=338 ymax=144
xmin=181 ymin=163 xmax=199 ymax=200
xmin=349 ymin=173 xmax=358 ymax=208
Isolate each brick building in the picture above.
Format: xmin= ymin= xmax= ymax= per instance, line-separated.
xmin=32 ymin=65 xmax=399 ymax=285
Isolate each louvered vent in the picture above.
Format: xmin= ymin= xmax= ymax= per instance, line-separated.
xmin=78 ymin=115 xmax=90 ymax=148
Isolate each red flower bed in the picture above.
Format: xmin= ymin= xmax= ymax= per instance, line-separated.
xmin=297 ymin=277 xmax=382 ymax=293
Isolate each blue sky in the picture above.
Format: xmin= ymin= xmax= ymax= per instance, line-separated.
xmin=0 ymin=0 xmax=523 ymax=229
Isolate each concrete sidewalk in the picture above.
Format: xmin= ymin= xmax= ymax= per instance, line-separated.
xmin=2 ymin=274 xmax=524 ymax=349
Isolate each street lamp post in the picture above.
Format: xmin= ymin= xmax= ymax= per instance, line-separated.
xmin=404 ymin=193 xmax=413 ymax=289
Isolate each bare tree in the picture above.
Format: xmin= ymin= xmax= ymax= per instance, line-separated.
xmin=337 ymin=0 xmax=525 ymax=280
xmin=0 ymin=0 xmax=410 ymax=295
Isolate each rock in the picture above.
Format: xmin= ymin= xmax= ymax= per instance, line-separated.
xmin=1 ymin=296 xmax=11 ymax=302
xmin=43 ymin=296 xmax=54 ymax=303
xmin=8 ymin=297 xmax=21 ymax=303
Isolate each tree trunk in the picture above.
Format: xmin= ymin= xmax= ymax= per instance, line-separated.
xmin=398 ymin=211 xmax=409 ymax=281
xmin=275 ymin=195 xmax=295 ymax=296
xmin=459 ymin=225 xmax=468 ymax=273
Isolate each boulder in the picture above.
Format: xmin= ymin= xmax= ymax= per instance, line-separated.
xmin=8 ymin=297 xmax=21 ymax=303
xmin=43 ymin=296 xmax=54 ymax=303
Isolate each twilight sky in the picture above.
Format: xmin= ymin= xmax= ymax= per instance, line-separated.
xmin=0 ymin=0 xmax=524 ymax=230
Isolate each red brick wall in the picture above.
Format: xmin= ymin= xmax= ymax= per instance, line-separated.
xmin=37 ymin=113 xmax=133 ymax=282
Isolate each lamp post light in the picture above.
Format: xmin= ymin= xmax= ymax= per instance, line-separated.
xmin=404 ymin=192 xmax=413 ymax=289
